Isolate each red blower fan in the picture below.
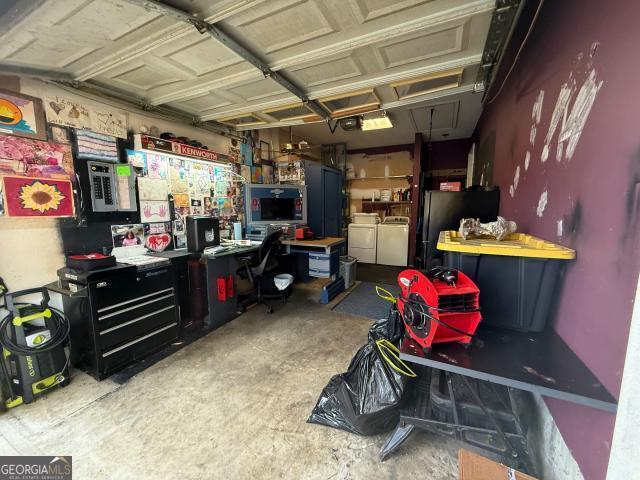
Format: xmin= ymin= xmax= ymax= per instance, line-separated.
xmin=396 ymin=268 xmax=482 ymax=352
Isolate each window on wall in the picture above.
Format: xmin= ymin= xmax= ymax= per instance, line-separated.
xmin=218 ymin=113 xmax=266 ymax=127
xmin=391 ymin=68 xmax=463 ymax=100
xmin=319 ymin=89 xmax=380 ymax=118
xmin=262 ymin=103 xmax=320 ymax=122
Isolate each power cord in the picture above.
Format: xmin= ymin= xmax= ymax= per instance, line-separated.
xmin=0 ymin=304 xmax=70 ymax=356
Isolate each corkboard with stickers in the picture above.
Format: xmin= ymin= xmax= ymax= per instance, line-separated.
xmin=127 ymin=148 xmax=244 ymax=247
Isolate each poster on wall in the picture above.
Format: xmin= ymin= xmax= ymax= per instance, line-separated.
xmin=126 ymin=149 xmax=146 ymax=168
xmin=137 ymin=177 xmax=169 ymax=201
xmin=262 ymin=164 xmax=273 ymax=184
xmin=240 ymin=165 xmax=251 ymax=183
xmin=240 ymin=143 xmax=253 ymax=166
xmin=0 ymin=136 xmax=73 ymax=179
xmin=190 ymin=164 xmax=212 ymax=198
xmin=75 ymin=129 xmax=119 ymax=162
xmin=3 ymin=176 xmax=74 ymax=217
xmin=251 ymin=166 xmax=263 ymax=183
xmin=140 ymin=200 xmax=170 ymax=222
xmin=203 ymin=196 xmax=215 ymax=215
xmin=111 ymin=224 xmax=144 ymax=248
xmin=45 ymin=94 xmax=128 ymax=138
xmin=145 ymin=153 xmax=169 ymax=179
xmin=173 ymin=193 xmax=190 ymax=208
xmin=0 ymin=89 xmax=46 ymax=141
xmin=260 ymin=141 xmax=271 ymax=163
xmin=228 ymin=141 xmax=240 ymax=163
xmin=169 ymin=158 xmax=189 ymax=193
xmin=190 ymin=198 xmax=203 ymax=215
xmin=48 ymin=125 xmax=71 ymax=144
xmin=144 ymin=222 xmax=173 ymax=252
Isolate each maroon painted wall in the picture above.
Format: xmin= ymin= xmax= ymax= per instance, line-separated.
xmin=474 ymin=1 xmax=640 ymax=479
xmin=426 ymin=138 xmax=473 ymax=170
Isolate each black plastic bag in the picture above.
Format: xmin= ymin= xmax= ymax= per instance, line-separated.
xmin=307 ymin=313 xmax=407 ymax=436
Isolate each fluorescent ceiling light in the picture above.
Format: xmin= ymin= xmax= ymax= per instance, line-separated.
xmin=361 ymin=112 xmax=393 ymax=131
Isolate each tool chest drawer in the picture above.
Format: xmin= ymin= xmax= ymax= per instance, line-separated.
xmin=96 ymin=287 xmax=176 ymax=331
xmin=91 ymin=267 xmax=174 ymax=310
xmin=100 ymin=322 xmax=179 ymax=378
xmin=98 ymin=303 xmax=176 ymax=351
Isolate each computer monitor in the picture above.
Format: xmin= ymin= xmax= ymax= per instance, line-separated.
xmin=245 ymin=184 xmax=307 ymax=225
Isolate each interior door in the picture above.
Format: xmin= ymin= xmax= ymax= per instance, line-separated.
xmin=322 ymin=169 xmax=341 ymax=237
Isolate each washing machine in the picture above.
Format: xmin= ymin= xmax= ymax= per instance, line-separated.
xmin=348 ymin=223 xmax=378 ymax=264
xmin=376 ymin=216 xmax=410 ymax=266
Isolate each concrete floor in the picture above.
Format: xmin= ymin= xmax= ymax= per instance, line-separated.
xmin=0 ymin=285 xmax=461 ymax=479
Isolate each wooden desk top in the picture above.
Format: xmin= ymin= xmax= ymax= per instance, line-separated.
xmin=281 ymin=236 xmax=345 ymax=248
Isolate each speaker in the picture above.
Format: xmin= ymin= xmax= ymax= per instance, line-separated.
xmin=186 ymin=216 xmax=220 ymax=252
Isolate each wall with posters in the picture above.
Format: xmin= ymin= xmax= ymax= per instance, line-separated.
xmin=0 ymin=76 xmax=239 ymax=292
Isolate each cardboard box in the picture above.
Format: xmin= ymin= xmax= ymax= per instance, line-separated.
xmin=458 ymin=450 xmax=538 ymax=480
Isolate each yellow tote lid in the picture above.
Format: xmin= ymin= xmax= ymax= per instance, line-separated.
xmin=437 ymin=231 xmax=576 ymax=260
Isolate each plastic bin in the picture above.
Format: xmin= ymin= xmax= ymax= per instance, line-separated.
xmin=437 ymin=231 xmax=576 ymax=332
xmin=339 ymin=256 xmax=357 ymax=289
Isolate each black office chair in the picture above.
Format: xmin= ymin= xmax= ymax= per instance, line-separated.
xmin=237 ymin=230 xmax=290 ymax=314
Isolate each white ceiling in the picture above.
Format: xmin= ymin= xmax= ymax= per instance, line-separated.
xmin=0 ymin=0 xmax=494 ymax=147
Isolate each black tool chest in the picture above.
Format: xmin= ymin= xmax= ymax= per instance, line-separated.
xmin=57 ymin=264 xmax=179 ymax=380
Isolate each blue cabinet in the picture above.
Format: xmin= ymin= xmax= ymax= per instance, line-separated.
xmin=305 ymin=162 xmax=343 ymax=237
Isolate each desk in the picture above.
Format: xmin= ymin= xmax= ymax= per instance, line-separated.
xmin=202 ymin=245 xmax=259 ymax=329
xmin=281 ymin=237 xmax=346 ymax=254
xmin=400 ymin=326 xmax=617 ymax=412
xmin=380 ymin=326 xmax=617 ymax=469
xmin=282 ymin=237 xmax=346 ymax=279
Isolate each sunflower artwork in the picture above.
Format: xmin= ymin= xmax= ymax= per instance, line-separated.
xmin=2 ymin=175 xmax=74 ymax=217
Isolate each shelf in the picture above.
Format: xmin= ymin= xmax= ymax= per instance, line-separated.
xmin=347 ymin=175 xmax=409 ymax=181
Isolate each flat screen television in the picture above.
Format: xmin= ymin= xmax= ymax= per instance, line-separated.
xmin=245 ymin=184 xmax=307 ymax=225
xmin=259 ymin=197 xmax=295 ymax=221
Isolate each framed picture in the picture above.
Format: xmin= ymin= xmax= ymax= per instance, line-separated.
xmin=0 ymin=89 xmax=46 ymax=141
xmin=260 ymin=140 xmax=271 ymax=163
xmin=251 ymin=166 xmax=263 ymax=184
xmin=47 ymin=124 xmax=71 ymax=144
xmin=111 ymin=224 xmax=144 ymax=248
xmin=2 ymin=175 xmax=75 ymax=217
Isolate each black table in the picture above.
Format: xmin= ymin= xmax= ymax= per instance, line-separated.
xmin=400 ymin=326 xmax=617 ymax=413
xmin=380 ymin=326 xmax=617 ymax=471
xmin=202 ymin=245 xmax=260 ymax=329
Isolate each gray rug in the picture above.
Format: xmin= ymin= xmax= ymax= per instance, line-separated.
xmin=332 ymin=281 xmax=400 ymax=320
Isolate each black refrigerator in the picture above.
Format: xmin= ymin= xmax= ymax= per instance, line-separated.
xmin=421 ymin=189 xmax=500 ymax=267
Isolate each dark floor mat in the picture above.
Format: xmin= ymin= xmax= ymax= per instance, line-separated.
xmin=110 ymin=327 xmax=208 ymax=384
xmin=332 ymin=281 xmax=400 ymax=320
xmin=356 ymin=263 xmax=405 ymax=284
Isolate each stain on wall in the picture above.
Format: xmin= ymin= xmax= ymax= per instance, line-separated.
xmin=474 ymin=0 xmax=640 ymax=478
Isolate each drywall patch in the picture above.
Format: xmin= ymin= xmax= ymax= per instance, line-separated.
xmin=537 ymin=190 xmax=548 ymax=217
xmin=524 ymin=151 xmax=531 ymax=171
xmin=557 ymin=219 xmax=564 ymax=238
xmin=556 ymin=141 xmax=564 ymax=162
xmin=542 ymin=79 xmax=575 ymax=163
xmin=532 ymin=90 xmax=544 ymax=124
xmin=530 ymin=125 xmax=537 ymax=146
xmin=559 ymin=69 xmax=603 ymax=160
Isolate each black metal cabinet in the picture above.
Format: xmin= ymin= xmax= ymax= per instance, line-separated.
xmin=58 ymin=264 xmax=179 ymax=380
xmin=305 ymin=161 xmax=343 ymax=237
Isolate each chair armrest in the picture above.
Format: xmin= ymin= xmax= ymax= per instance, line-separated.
xmin=237 ymin=255 xmax=254 ymax=265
